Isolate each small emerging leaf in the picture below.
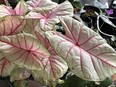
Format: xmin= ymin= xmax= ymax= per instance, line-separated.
xmin=14 ymin=0 xmax=27 ymax=16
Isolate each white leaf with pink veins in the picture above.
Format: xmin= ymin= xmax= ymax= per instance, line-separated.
xmin=26 ymin=0 xmax=58 ymax=11
xmin=45 ymin=17 xmax=116 ymax=81
xmin=25 ymin=1 xmax=73 ymax=30
xmin=0 ymin=0 xmax=27 ymax=17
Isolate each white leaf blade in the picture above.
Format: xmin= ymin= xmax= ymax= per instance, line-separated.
xmin=0 ymin=16 xmax=26 ymax=36
xmin=0 ymin=5 xmax=15 ymax=17
xmin=45 ymin=17 xmax=116 ymax=81
xmin=25 ymin=1 xmax=73 ymax=30
xmin=26 ymin=0 xmax=58 ymax=11
xmin=0 ymin=33 xmax=50 ymax=71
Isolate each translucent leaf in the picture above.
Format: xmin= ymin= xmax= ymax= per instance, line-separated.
xmin=0 ymin=58 xmax=14 ymax=77
xmin=25 ymin=1 xmax=73 ymax=30
xmin=26 ymin=0 xmax=57 ymax=11
xmin=45 ymin=17 xmax=116 ymax=81
xmin=14 ymin=0 xmax=27 ymax=16
xmin=0 ymin=16 xmax=26 ymax=36
xmin=0 ymin=5 xmax=15 ymax=17
xmin=10 ymin=66 xmax=31 ymax=82
xmin=0 ymin=33 xmax=50 ymax=71
xmin=32 ymin=55 xmax=68 ymax=86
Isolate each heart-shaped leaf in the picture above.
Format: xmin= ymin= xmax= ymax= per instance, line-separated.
xmin=0 ymin=16 xmax=26 ymax=36
xmin=0 ymin=58 xmax=14 ymax=77
xmin=10 ymin=66 xmax=31 ymax=82
xmin=14 ymin=0 xmax=27 ymax=16
xmin=45 ymin=17 xmax=116 ymax=81
xmin=0 ymin=33 xmax=50 ymax=71
xmin=26 ymin=0 xmax=57 ymax=11
xmin=25 ymin=1 xmax=73 ymax=30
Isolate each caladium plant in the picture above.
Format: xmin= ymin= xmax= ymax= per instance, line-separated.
xmin=0 ymin=0 xmax=116 ymax=87
xmin=45 ymin=16 xmax=116 ymax=81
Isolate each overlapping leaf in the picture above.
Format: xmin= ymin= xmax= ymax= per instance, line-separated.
xmin=45 ymin=17 xmax=116 ymax=81
xmin=23 ymin=20 xmax=68 ymax=86
xmin=0 ymin=33 xmax=50 ymax=70
xmin=0 ymin=0 xmax=27 ymax=17
xmin=32 ymin=55 xmax=68 ymax=86
xmin=14 ymin=0 xmax=27 ymax=16
xmin=26 ymin=0 xmax=58 ymax=11
xmin=10 ymin=66 xmax=31 ymax=82
xmin=23 ymin=19 xmax=39 ymax=34
xmin=0 ymin=58 xmax=14 ymax=76
xmin=0 ymin=16 xmax=26 ymax=36
xmin=25 ymin=1 xmax=73 ymax=30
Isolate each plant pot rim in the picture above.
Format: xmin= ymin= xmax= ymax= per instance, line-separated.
xmin=97 ymin=15 xmax=115 ymax=39
xmin=82 ymin=5 xmax=102 ymax=15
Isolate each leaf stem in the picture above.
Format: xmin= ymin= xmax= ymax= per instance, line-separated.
xmin=4 ymin=0 xmax=10 ymax=6
xmin=5 ymin=78 xmax=13 ymax=87
xmin=109 ymin=0 xmax=115 ymax=8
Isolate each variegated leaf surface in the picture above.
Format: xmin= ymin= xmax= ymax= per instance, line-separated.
xmin=14 ymin=0 xmax=27 ymax=16
xmin=32 ymin=55 xmax=68 ymax=86
xmin=23 ymin=20 xmax=68 ymax=86
xmin=0 ymin=16 xmax=26 ymax=36
xmin=10 ymin=66 xmax=31 ymax=82
xmin=23 ymin=19 xmax=39 ymax=34
xmin=25 ymin=1 xmax=73 ymax=30
xmin=0 ymin=58 xmax=14 ymax=77
xmin=26 ymin=0 xmax=57 ymax=11
xmin=0 ymin=5 xmax=15 ymax=17
xmin=0 ymin=33 xmax=50 ymax=70
xmin=45 ymin=17 xmax=116 ymax=81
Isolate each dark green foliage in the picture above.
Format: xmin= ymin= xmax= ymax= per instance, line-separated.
xmin=68 ymin=0 xmax=82 ymax=9
xmin=59 ymin=75 xmax=112 ymax=87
